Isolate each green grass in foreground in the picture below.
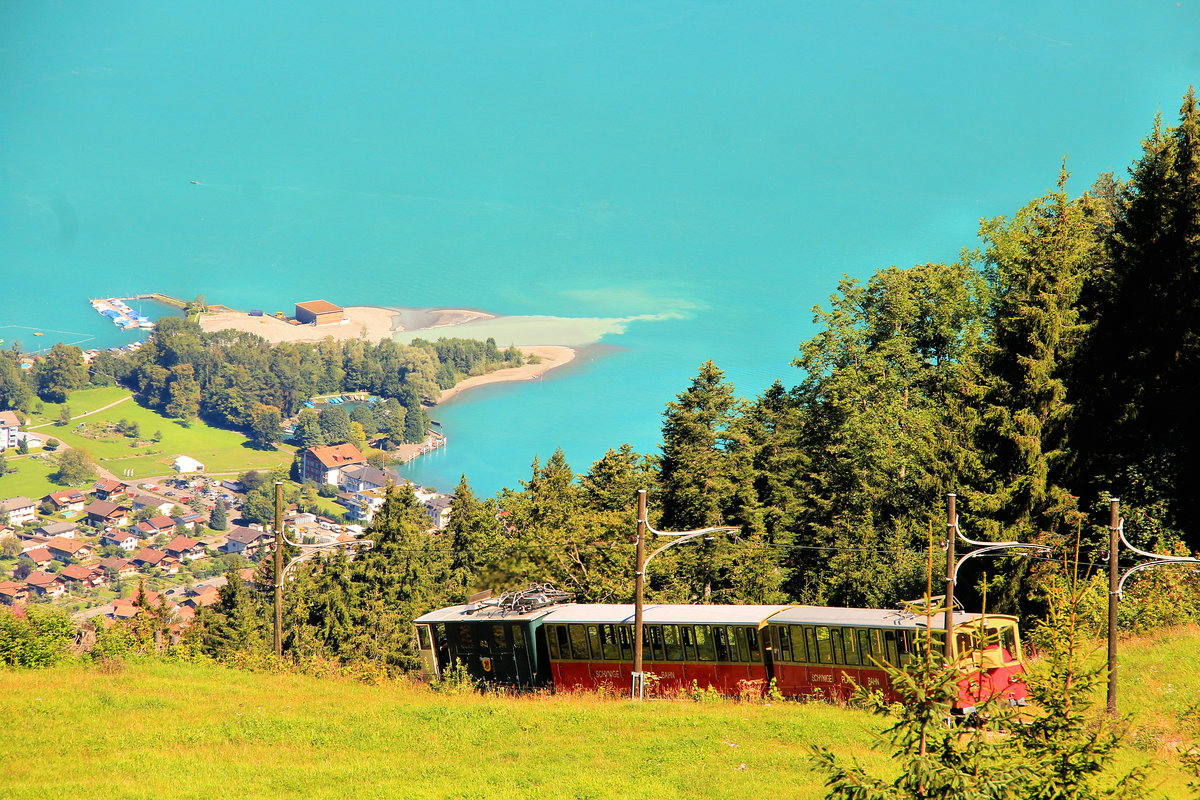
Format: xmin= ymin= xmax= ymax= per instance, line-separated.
xmin=0 ymin=628 xmax=1197 ymax=800
xmin=25 ymin=386 xmax=131 ymax=428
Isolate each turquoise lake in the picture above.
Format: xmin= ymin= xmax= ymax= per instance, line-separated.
xmin=2 ymin=2 xmax=1197 ymax=494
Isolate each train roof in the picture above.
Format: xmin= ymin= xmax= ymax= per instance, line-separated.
xmin=765 ymin=606 xmax=1017 ymax=630
xmin=414 ymin=603 xmax=560 ymax=624
xmin=541 ymin=604 xmax=793 ymax=626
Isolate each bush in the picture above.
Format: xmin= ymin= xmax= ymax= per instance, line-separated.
xmin=0 ymin=606 xmax=74 ymax=668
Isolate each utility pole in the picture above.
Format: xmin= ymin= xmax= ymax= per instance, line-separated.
xmin=630 ymin=489 xmax=738 ymax=700
xmin=273 ymin=481 xmax=284 ymax=659
xmin=1104 ymin=498 xmax=1197 ymax=714
xmin=943 ymin=494 xmax=956 ymax=661
xmin=1106 ymin=497 xmax=1119 ymax=714
xmin=632 ymin=489 xmax=647 ymax=700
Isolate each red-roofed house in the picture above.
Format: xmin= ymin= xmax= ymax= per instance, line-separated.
xmin=44 ymin=489 xmax=87 ymax=513
xmin=164 ymin=535 xmax=204 ymax=561
xmin=19 ymin=547 xmax=54 ymax=568
xmin=135 ymin=516 xmax=177 ymax=538
xmin=93 ymin=479 xmax=128 ymax=501
xmin=59 ymin=564 xmax=103 ymax=587
xmin=97 ymin=556 xmax=137 ymax=578
xmin=131 ymin=547 xmax=168 ymax=569
xmin=46 ymin=536 xmax=92 ymax=561
xmin=0 ymin=580 xmax=30 ymax=606
xmin=84 ymin=500 xmax=130 ymax=528
xmin=300 ymin=443 xmax=367 ymax=485
xmin=24 ymin=571 xmax=65 ymax=598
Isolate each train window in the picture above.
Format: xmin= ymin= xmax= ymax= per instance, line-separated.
xmin=883 ymin=630 xmax=899 ymax=666
xmin=713 ymin=627 xmax=731 ymax=662
xmin=680 ymin=626 xmax=698 ymax=661
xmin=695 ymin=626 xmax=715 ymax=661
xmin=897 ymin=631 xmax=913 ymax=666
xmin=955 ymin=631 xmax=976 ymax=657
xmin=550 ymin=625 xmax=566 ymax=659
xmin=857 ymin=630 xmax=872 ymax=664
xmin=989 ymin=626 xmax=1019 ymax=661
xmin=816 ymin=627 xmax=834 ymax=664
xmin=663 ymin=625 xmax=683 ymax=661
xmin=778 ymin=625 xmax=793 ymax=662
xmin=600 ymin=624 xmax=621 ymax=660
xmin=585 ymin=625 xmax=602 ymax=660
xmin=747 ymin=627 xmax=761 ymax=662
xmin=735 ymin=627 xmax=750 ymax=662
xmin=619 ymin=625 xmax=633 ymax=660
xmin=788 ymin=626 xmax=807 ymax=662
xmin=830 ymin=628 xmax=845 ymax=665
xmin=512 ymin=626 xmax=526 ymax=650
xmin=417 ymin=625 xmax=433 ymax=650
xmin=841 ymin=628 xmax=859 ymax=665
xmin=648 ymin=625 xmax=666 ymax=661
xmin=456 ymin=624 xmax=473 ymax=647
xmin=569 ymin=625 xmax=590 ymax=660
xmin=805 ymin=628 xmax=819 ymax=666
xmin=492 ymin=625 xmax=508 ymax=652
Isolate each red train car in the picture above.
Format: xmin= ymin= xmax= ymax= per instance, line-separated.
xmin=540 ymin=604 xmax=789 ymax=695
xmin=764 ymin=606 xmax=1028 ymax=713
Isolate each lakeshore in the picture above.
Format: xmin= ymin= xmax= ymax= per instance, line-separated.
xmin=196 ymin=305 xmax=577 ymax=403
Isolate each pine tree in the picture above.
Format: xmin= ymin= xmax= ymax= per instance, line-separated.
xmin=445 ymin=475 xmax=502 ymax=600
xmin=209 ymin=498 xmax=229 ymax=531
xmin=1070 ymin=88 xmax=1200 ymax=547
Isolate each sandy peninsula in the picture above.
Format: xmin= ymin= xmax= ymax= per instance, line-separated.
xmin=196 ymin=305 xmax=576 ymax=402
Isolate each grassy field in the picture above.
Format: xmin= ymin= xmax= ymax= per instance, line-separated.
xmin=4 ymin=387 xmax=292 ymax=501
xmin=0 ymin=628 xmax=1195 ymax=799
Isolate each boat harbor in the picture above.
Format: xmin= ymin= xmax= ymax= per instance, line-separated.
xmin=89 ymin=297 xmax=157 ymax=330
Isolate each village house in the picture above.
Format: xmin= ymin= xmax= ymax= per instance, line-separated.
xmin=424 ymin=496 xmax=453 ymax=530
xmin=84 ymin=500 xmax=131 ymax=528
xmin=35 ymin=521 xmax=78 ymax=539
xmin=220 ymin=526 xmax=270 ymax=557
xmin=100 ymin=530 xmax=140 ymax=551
xmin=0 ymin=496 xmax=37 ymax=526
xmin=131 ymin=495 xmax=174 ymax=517
xmin=59 ymin=563 xmax=103 ymax=587
xmin=0 ymin=579 xmax=30 ymax=605
xmin=0 ymin=410 xmax=20 ymax=449
xmin=337 ymin=488 xmax=387 ymax=522
xmin=134 ymin=515 xmax=177 ymax=538
xmin=183 ymin=584 xmax=221 ymax=610
xmin=24 ymin=571 xmax=66 ymax=598
xmin=96 ymin=556 xmax=137 ymax=579
xmin=172 ymin=512 xmax=206 ymax=532
xmin=19 ymin=547 xmax=54 ymax=569
xmin=17 ymin=535 xmax=50 ymax=551
xmin=44 ymin=489 xmax=87 ymax=513
xmin=164 ymin=534 xmax=205 ymax=561
xmin=300 ymin=443 xmax=367 ymax=486
xmin=93 ymin=479 xmax=128 ymax=501
xmin=46 ymin=536 xmax=92 ymax=562
xmin=131 ymin=547 xmax=168 ymax=570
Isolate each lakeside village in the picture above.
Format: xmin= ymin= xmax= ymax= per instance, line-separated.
xmin=0 ymin=437 xmax=453 ymax=623
xmin=0 ymin=296 xmax=457 ymax=627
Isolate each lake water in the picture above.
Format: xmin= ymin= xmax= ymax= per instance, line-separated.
xmin=2 ymin=1 xmax=1197 ymax=494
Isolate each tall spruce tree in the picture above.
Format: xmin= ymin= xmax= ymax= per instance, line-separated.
xmin=1071 ymin=89 xmax=1200 ymax=547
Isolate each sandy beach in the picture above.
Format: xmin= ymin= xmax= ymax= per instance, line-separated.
xmin=196 ymin=306 xmax=498 ymax=344
xmin=197 ymin=306 xmax=575 ymax=403
xmin=436 ymin=345 xmax=576 ymax=403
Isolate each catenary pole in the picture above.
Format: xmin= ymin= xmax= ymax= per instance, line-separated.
xmin=274 ymin=481 xmax=284 ymax=660
xmin=1107 ymin=497 xmax=1119 ymax=714
xmin=632 ymin=489 xmax=647 ymax=700
xmin=943 ymin=493 xmax=956 ymax=660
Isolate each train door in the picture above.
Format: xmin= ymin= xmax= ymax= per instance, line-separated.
xmin=415 ymin=623 xmax=441 ymax=681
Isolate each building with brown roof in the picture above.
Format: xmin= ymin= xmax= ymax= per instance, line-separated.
xmin=97 ymin=556 xmax=137 ymax=578
xmin=19 ymin=547 xmax=54 ymax=568
xmin=24 ymin=571 xmax=65 ymax=598
xmin=300 ymin=443 xmax=367 ymax=485
xmin=44 ymin=489 xmax=86 ymax=512
xmin=93 ymin=479 xmax=127 ymax=501
xmin=0 ymin=496 xmax=37 ymax=526
xmin=164 ymin=535 xmax=204 ymax=561
xmin=84 ymin=500 xmax=130 ymax=528
xmin=46 ymin=536 xmax=92 ymax=561
xmin=294 ymin=300 xmax=345 ymax=325
xmin=131 ymin=547 xmax=168 ymax=569
xmin=0 ymin=579 xmax=30 ymax=605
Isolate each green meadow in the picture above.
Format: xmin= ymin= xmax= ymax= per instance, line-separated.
xmin=5 ymin=388 xmax=292 ymax=500
xmin=0 ymin=628 xmax=1195 ymax=800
